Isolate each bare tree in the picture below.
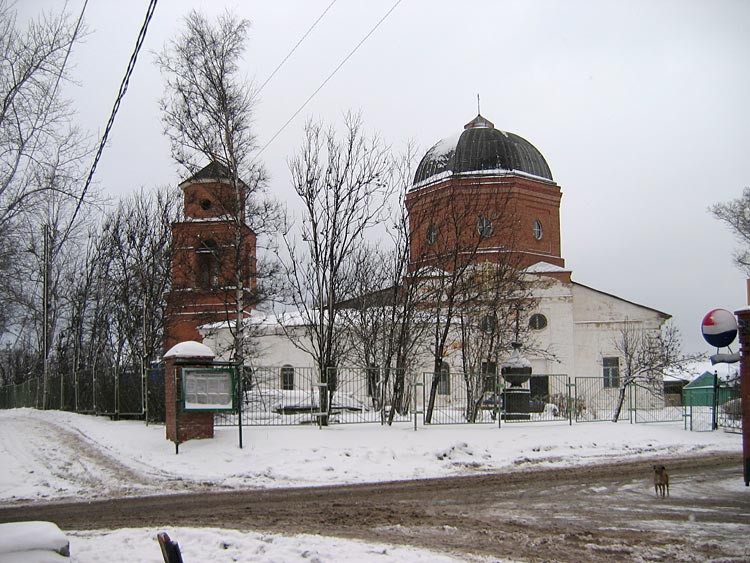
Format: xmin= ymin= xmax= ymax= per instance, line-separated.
xmin=338 ymin=146 xmax=429 ymax=423
xmin=456 ymin=263 xmax=545 ymax=422
xmin=157 ymin=9 xmax=277 ymax=365
xmin=0 ymin=1 xmax=87 ymax=230
xmin=610 ymin=321 xmax=701 ymax=422
xmin=407 ymin=180 xmax=530 ymax=423
xmin=0 ymin=1 xmax=92 ymax=400
xmin=99 ymin=187 xmax=180 ymax=370
xmin=278 ymin=113 xmax=394 ymax=423
xmin=711 ymin=187 xmax=750 ymax=276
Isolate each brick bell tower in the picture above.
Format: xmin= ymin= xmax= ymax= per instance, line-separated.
xmin=165 ymin=161 xmax=257 ymax=351
xmin=406 ymin=114 xmax=565 ymax=276
xmin=163 ymin=161 xmax=257 ymax=444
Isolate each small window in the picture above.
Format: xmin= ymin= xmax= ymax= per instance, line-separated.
xmin=477 ymin=216 xmax=493 ymax=239
xmin=533 ymin=220 xmax=543 ymax=240
xmin=480 ymin=315 xmax=496 ymax=332
xmin=482 ymin=361 xmax=497 ymax=393
xmin=437 ymin=361 xmax=451 ymax=395
xmin=426 ymin=225 xmax=437 ymax=245
xmin=367 ymin=364 xmax=379 ymax=397
xmin=603 ymin=357 xmax=620 ymax=389
xmin=281 ymin=365 xmax=294 ymax=390
xmin=200 ymin=198 xmax=212 ymax=210
xmin=196 ymin=239 xmax=219 ymax=288
xmin=529 ymin=313 xmax=548 ymax=330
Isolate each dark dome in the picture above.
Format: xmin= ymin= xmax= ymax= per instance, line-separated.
xmin=413 ymin=114 xmax=553 ymax=185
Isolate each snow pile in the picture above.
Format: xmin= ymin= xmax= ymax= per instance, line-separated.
xmin=0 ymin=521 xmax=70 ymax=562
xmin=68 ymin=528 xmax=503 ymax=563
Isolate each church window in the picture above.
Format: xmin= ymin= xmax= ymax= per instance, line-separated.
xmin=437 ymin=361 xmax=451 ymax=395
xmin=603 ymin=357 xmax=620 ymax=389
xmin=427 ymin=225 xmax=437 ymax=245
xmin=482 ymin=361 xmax=497 ymax=393
xmin=529 ymin=313 xmax=548 ymax=330
xmin=196 ymin=239 xmax=219 ymax=288
xmin=477 ymin=216 xmax=493 ymax=239
xmin=533 ymin=220 xmax=543 ymax=240
xmin=200 ymin=198 xmax=212 ymax=210
xmin=281 ymin=365 xmax=295 ymax=390
xmin=480 ymin=315 xmax=496 ymax=332
xmin=367 ymin=364 xmax=379 ymax=397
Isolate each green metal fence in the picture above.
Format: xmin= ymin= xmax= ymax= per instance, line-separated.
xmin=422 ymin=372 xmax=574 ymax=425
xmin=0 ymin=365 xmax=155 ymax=419
xmin=215 ymin=366 xmax=414 ymax=426
xmin=683 ymin=383 xmax=742 ymax=432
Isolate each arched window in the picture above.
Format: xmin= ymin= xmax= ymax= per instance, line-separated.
xmin=437 ymin=361 xmax=451 ymax=395
xmin=281 ymin=364 xmax=295 ymax=390
xmin=367 ymin=364 xmax=379 ymax=397
xmin=533 ymin=219 xmax=543 ymax=240
xmin=426 ymin=225 xmax=437 ymax=245
xmin=477 ymin=216 xmax=493 ymax=239
xmin=196 ymin=239 xmax=219 ymax=288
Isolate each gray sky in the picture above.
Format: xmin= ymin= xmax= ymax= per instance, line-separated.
xmin=20 ymin=0 xmax=750 ymax=354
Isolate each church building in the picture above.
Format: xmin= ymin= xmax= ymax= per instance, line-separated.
xmin=181 ymin=114 xmax=669 ymax=408
xmin=402 ymin=113 xmax=669 ymax=381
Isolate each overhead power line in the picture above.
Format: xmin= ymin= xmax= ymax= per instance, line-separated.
xmin=257 ymin=0 xmax=403 ymax=157
xmin=256 ymin=0 xmax=338 ymax=95
xmin=66 ymin=0 xmax=158 ymax=232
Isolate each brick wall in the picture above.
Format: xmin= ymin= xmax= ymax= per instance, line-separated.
xmin=164 ymin=358 xmax=215 ymax=444
xmin=406 ymin=173 xmax=564 ymax=271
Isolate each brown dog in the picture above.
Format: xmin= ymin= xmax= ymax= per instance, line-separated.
xmin=653 ymin=464 xmax=669 ymax=498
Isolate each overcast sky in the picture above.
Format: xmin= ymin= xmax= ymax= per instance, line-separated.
xmin=19 ymin=0 xmax=750 ymax=355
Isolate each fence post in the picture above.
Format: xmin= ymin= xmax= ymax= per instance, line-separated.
xmin=566 ymin=378 xmax=575 ymax=425
xmin=629 ymin=383 xmax=634 ymax=424
xmin=236 ymin=365 xmax=243 ymax=449
xmin=413 ymin=379 xmax=424 ymax=431
xmin=114 ymin=366 xmax=120 ymax=420
xmin=711 ymin=371 xmax=718 ymax=430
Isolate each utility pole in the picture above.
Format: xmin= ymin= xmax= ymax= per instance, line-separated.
xmin=41 ymin=224 xmax=50 ymax=410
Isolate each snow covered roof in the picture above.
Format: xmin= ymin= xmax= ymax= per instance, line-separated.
xmin=164 ymin=340 xmax=216 ymax=359
xmin=200 ymin=309 xmax=311 ymax=332
xmin=410 ymin=265 xmax=451 ymax=278
xmin=178 ymin=160 xmax=246 ymax=189
xmin=524 ymin=261 xmax=572 ymax=274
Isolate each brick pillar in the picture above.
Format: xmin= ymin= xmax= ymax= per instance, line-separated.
xmin=734 ymin=307 xmax=750 ymax=486
xmin=164 ymin=342 xmax=216 ymax=446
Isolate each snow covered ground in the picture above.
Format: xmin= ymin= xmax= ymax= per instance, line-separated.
xmin=0 ymin=408 xmax=743 ymax=562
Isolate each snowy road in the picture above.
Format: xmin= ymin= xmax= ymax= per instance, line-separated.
xmin=1 ymin=452 xmax=748 ymax=563
xmin=0 ymin=412 xmax=199 ymax=502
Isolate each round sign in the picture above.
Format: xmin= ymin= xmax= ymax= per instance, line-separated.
xmin=701 ymin=308 xmax=738 ymax=348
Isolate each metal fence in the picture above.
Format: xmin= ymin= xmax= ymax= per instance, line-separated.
xmin=2 ymin=364 xmax=739 ymax=434
xmin=421 ymin=372 xmax=574 ymax=425
xmin=215 ymin=366 xmax=414 ymax=426
xmin=683 ymin=384 xmax=742 ymax=432
xmin=569 ymin=377 xmax=681 ymax=423
xmin=0 ymin=365 xmax=163 ymax=420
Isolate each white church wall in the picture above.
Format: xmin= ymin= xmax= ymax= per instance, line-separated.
xmin=570 ymin=283 xmax=670 ymax=412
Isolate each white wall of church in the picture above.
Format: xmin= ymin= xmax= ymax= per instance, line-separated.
xmin=200 ymin=276 xmax=669 ymax=415
xmin=571 ymin=283 xmax=668 ymax=378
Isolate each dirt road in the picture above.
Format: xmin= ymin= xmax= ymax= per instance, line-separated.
xmin=1 ymin=452 xmax=748 ymax=562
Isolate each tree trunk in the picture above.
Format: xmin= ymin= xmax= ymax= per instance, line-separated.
xmin=611 ymin=384 xmax=628 ymax=422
